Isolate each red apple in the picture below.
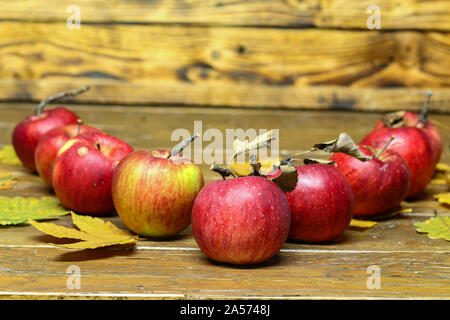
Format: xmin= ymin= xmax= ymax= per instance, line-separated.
xmin=372 ymin=91 xmax=442 ymax=164
xmin=35 ymin=121 xmax=102 ymax=186
xmin=12 ymin=86 xmax=90 ymax=172
xmin=192 ymin=176 xmax=291 ymax=265
xmin=52 ymin=132 xmax=133 ymax=215
xmin=407 ymin=112 xmax=442 ymax=164
xmin=330 ymin=144 xmax=410 ymax=217
xmin=285 ymin=164 xmax=353 ymax=243
xmin=360 ymin=126 xmax=435 ymax=198
xmin=112 ymin=150 xmax=204 ymax=238
xmin=12 ymin=107 xmax=79 ymax=171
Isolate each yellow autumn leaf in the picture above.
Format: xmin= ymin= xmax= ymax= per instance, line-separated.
xmin=414 ymin=216 xmax=450 ymax=241
xmin=432 ymin=163 xmax=450 ymax=186
xmin=434 ymin=193 xmax=450 ymax=206
xmin=436 ymin=163 xmax=450 ymax=172
xmin=227 ymin=157 xmax=281 ymax=176
xmin=431 ymin=178 xmax=448 ymax=185
xmin=29 ymin=212 xmax=137 ymax=249
xmin=348 ymin=219 xmax=377 ymax=230
xmin=0 ymin=145 xmax=21 ymax=165
xmin=0 ymin=170 xmax=17 ymax=190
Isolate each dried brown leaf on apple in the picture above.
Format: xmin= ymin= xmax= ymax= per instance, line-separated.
xmin=303 ymin=158 xmax=337 ymax=166
xmin=311 ymin=133 xmax=372 ymax=162
xmin=268 ymin=163 xmax=298 ymax=192
xmin=381 ymin=111 xmax=406 ymax=128
xmin=230 ymin=130 xmax=275 ymax=162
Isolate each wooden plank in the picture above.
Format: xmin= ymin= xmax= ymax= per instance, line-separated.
xmin=3 ymin=80 xmax=450 ymax=113
xmin=1 ymin=0 xmax=450 ymax=31
xmin=1 ymin=103 xmax=449 ymax=158
xmin=0 ymin=246 xmax=448 ymax=299
xmin=0 ymin=22 xmax=450 ymax=110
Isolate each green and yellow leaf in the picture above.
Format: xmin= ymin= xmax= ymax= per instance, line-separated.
xmin=29 ymin=212 xmax=137 ymax=249
xmin=0 ymin=196 xmax=69 ymax=225
xmin=0 ymin=145 xmax=22 ymax=166
xmin=434 ymin=193 xmax=450 ymax=206
xmin=414 ymin=216 xmax=450 ymax=241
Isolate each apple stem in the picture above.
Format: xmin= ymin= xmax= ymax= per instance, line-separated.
xmin=375 ymin=136 xmax=395 ymax=159
xmin=35 ymin=85 xmax=90 ymax=117
xmin=210 ymin=164 xmax=236 ymax=180
xmin=417 ymin=90 xmax=432 ymax=126
xmin=249 ymin=154 xmax=262 ymax=176
xmin=167 ymin=133 xmax=199 ymax=159
xmin=95 ymin=142 xmax=101 ymax=151
xmin=76 ymin=119 xmax=83 ymax=135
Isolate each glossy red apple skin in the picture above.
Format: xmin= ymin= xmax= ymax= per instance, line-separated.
xmin=373 ymin=111 xmax=442 ymax=164
xmin=360 ymin=126 xmax=435 ymax=198
xmin=52 ymin=132 xmax=133 ymax=215
xmin=192 ymin=176 xmax=291 ymax=265
xmin=35 ymin=124 xmax=102 ymax=186
xmin=330 ymin=146 xmax=410 ymax=217
xmin=12 ymin=107 xmax=79 ymax=171
xmin=285 ymin=164 xmax=353 ymax=243
xmin=112 ymin=150 xmax=204 ymax=238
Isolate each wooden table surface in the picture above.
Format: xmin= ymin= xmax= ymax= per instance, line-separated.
xmin=0 ymin=103 xmax=449 ymax=300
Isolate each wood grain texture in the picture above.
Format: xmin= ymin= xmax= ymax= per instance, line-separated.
xmin=1 ymin=103 xmax=449 ymax=160
xmin=0 ymin=246 xmax=448 ymax=299
xmin=1 ymin=0 xmax=450 ymax=31
xmin=1 ymin=22 xmax=450 ymax=110
xmin=0 ymin=104 xmax=449 ymax=299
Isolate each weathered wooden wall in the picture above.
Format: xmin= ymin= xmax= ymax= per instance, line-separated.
xmin=1 ymin=0 xmax=450 ymax=112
